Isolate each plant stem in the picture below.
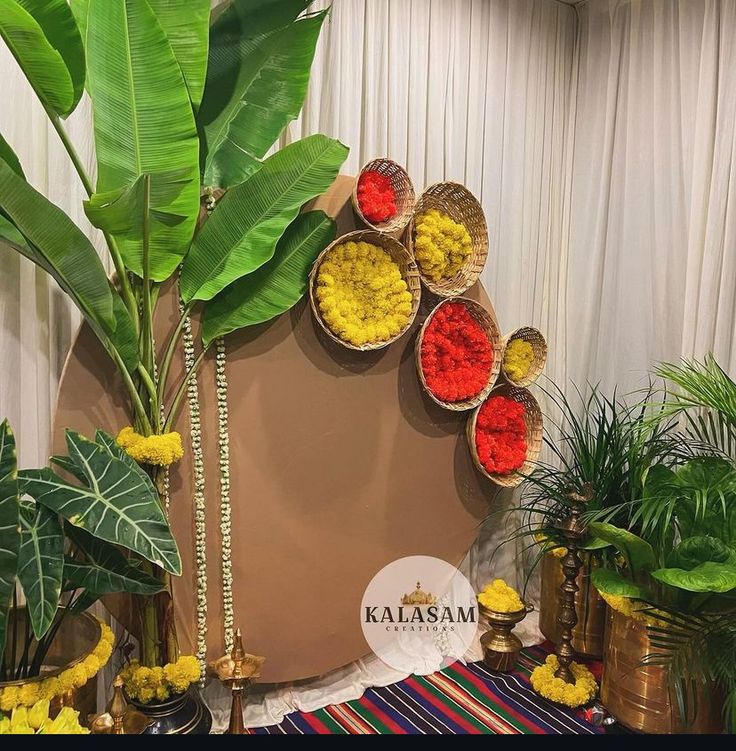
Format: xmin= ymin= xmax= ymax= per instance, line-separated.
xmin=164 ymin=347 xmax=207 ymax=432
xmin=157 ymin=300 xmax=193 ymax=406
xmin=112 ymin=349 xmax=153 ymax=435
xmin=43 ymin=105 xmax=139 ymax=332
xmin=10 ymin=589 xmax=17 ymax=678
xmin=141 ymin=175 xmax=153 ymax=369
xmin=137 ymin=363 xmax=158 ymax=414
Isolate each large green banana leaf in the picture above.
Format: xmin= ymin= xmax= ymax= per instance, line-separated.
xmin=203 ymin=210 xmax=334 ymax=346
xmin=18 ymin=430 xmax=181 ymax=576
xmin=588 ymin=522 xmax=656 ymax=575
xmin=0 ymin=158 xmax=115 ymax=330
xmin=69 ymin=0 xmax=88 ymax=46
xmin=147 ymin=0 xmax=210 ymax=109
xmin=0 ymin=0 xmax=76 ymax=117
xmin=17 ymin=503 xmax=64 ymax=638
xmin=14 ymin=0 xmax=86 ymax=114
xmin=85 ymin=0 xmax=200 ymax=281
xmin=0 ymin=420 xmax=20 ymax=665
xmin=180 ymin=134 xmax=347 ymax=302
xmin=0 ymin=133 xmax=24 ymax=178
xmin=64 ymin=526 xmax=163 ymax=596
xmin=199 ymin=6 xmax=326 ymax=188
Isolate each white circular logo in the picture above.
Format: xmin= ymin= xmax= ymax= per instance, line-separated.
xmin=360 ymin=555 xmax=478 ymax=674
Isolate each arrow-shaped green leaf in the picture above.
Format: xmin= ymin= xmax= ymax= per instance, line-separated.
xmin=0 ymin=420 xmax=20 ymax=665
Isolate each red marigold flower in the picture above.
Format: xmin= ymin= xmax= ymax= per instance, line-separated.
xmin=420 ymin=302 xmax=493 ymax=402
xmin=357 ymin=170 xmax=397 ymax=223
xmin=474 ymin=395 xmax=527 ymax=475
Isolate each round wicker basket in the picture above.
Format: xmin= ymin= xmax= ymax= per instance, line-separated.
xmin=309 ymin=230 xmax=421 ymax=351
xmin=466 ymin=384 xmax=543 ymax=488
xmin=352 ymin=159 xmax=416 ymax=234
xmin=415 ymin=297 xmax=503 ymax=411
xmin=500 ymin=326 xmax=547 ymax=387
xmin=404 ymin=182 xmax=488 ymax=297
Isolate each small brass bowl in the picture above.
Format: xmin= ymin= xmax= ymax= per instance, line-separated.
xmin=479 ymin=602 xmax=534 ymax=673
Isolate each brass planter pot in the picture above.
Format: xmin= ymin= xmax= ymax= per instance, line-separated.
xmin=1 ymin=607 xmax=101 ymax=718
xmin=539 ymin=551 xmax=606 ymax=658
xmin=601 ymin=608 xmax=723 ymax=734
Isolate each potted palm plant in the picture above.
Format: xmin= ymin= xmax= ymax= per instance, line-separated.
xmin=509 ymin=383 xmax=688 ymax=658
xmin=0 ymin=0 xmax=347 ymax=730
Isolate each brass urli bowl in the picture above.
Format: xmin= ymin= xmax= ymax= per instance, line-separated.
xmin=478 ymin=602 xmax=534 ymax=673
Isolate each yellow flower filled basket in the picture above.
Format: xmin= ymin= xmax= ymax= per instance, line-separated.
xmin=351 ymin=158 xmax=416 ymax=234
xmin=501 ymin=326 xmax=547 ymax=387
xmin=309 ymin=230 xmax=422 ymax=351
xmin=404 ymin=182 xmax=488 ymax=297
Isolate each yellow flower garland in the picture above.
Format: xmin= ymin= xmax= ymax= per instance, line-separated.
xmin=503 ymin=338 xmax=534 ymax=382
xmin=0 ymin=700 xmax=89 ymax=734
xmin=599 ymin=591 xmax=666 ymax=628
xmin=0 ymin=621 xmax=114 ymax=712
xmin=116 ymin=426 xmax=184 ymax=466
xmin=120 ymin=655 xmax=201 ymax=705
xmin=530 ymin=654 xmax=597 ymax=708
xmin=315 ymin=241 xmax=413 ymax=347
xmin=534 ymin=532 xmax=567 ymax=558
xmin=477 ymin=579 xmax=524 ymax=613
xmin=414 ymin=209 xmax=472 ymax=282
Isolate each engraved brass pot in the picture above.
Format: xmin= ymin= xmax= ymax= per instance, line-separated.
xmin=127 ymin=688 xmax=212 ymax=735
xmin=479 ymin=603 xmax=533 ymax=673
xmin=539 ymin=551 xmax=606 ymax=658
xmin=601 ymin=608 xmax=723 ymax=734
xmin=1 ymin=607 xmax=101 ymax=718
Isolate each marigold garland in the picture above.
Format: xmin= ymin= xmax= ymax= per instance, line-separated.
xmin=421 ymin=302 xmax=493 ymax=402
xmin=120 ymin=655 xmax=201 ymax=705
xmin=475 ymin=395 xmax=527 ymax=475
xmin=180 ymin=299 xmax=208 ymax=680
xmin=534 ymin=532 xmax=567 ymax=558
xmin=216 ymin=337 xmax=235 ymax=654
xmin=315 ymin=241 xmax=413 ymax=347
xmin=477 ymin=579 xmax=524 ymax=613
xmin=0 ymin=622 xmax=114 ymax=712
xmin=116 ymin=427 xmax=183 ymax=466
xmin=414 ymin=209 xmax=472 ymax=282
xmin=503 ymin=338 xmax=534 ymax=382
xmin=357 ymin=170 xmax=397 ymax=224
xmin=0 ymin=701 xmax=89 ymax=734
xmin=530 ymin=654 xmax=597 ymax=708
xmin=598 ymin=591 xmax=666 ymax=628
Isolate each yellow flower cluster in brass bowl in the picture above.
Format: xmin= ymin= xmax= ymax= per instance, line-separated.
xmin=530 ymin=654 xmax=597 ymax=708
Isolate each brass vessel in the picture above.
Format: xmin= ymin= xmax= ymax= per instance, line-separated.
xmin=1 ymin=607 xmax=101 ymax=718
xmin=539 ymin=551 xmax=606 ymax=658
xmin=601 ymin=608 xmax=723 ymax=733
xmin=479 ymin=603 xmax=533 ymax=673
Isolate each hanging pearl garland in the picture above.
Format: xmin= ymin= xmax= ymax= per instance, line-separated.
xmin=215 ymin=337 xmax=235 ymax=653
xmin=181 ymin=299 xmax=208 ymax=680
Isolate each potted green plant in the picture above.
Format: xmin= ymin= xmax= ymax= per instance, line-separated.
xmin=507 ymin=383 xmax=688 ymax=657
xmin=0 ymin=419 xmax=178 ymax=721
xmin=0 ymin=0 xmax=347 ymax=722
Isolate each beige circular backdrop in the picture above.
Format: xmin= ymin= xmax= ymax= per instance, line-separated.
xmin=53 ymin=176 xmax=496 ymax=683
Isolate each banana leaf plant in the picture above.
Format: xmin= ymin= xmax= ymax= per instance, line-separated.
xmin=0 ymin=419 xmax=179 ymax=681
xmin=0 ymin=0 xmax=348 ymax=666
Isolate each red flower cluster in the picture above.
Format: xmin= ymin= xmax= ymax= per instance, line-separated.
xmin=357 ymin=170 xmax=397 ymax=223
xmin=475 ymin=395 xmax=527 ymax=475
xmin=420 ymin=302 xmax=493 ymax=402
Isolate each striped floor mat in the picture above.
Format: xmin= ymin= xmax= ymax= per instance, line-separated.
xmin=251 ymin=646 xmax=602 ymax=734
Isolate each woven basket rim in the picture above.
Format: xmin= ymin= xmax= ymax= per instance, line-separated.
xmin=309 ymin=229 xmax=421 ymax=352
xmin=500 ymin=326 xmax=548 ymax=388
xmin=405 ymin=182 xmax=488 ymax=297
xmin=352 ymin=158 xmax=416 ymax=234
xmin=415 ymin=297 xmax=502 ymax=412
xmin=466 ymin=383 xmax=543 ymax=488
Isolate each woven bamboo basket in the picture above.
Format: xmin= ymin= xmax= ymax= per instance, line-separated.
xmin=309 ymin=230 xmax=421 ymax=351
xmin=404 ymin=182 xmax=488 ymax=297
xmin=500 ymin=326 xmax=547 ymax=387
xmin=466 ymin=384 xmax=543 ymax=488
xmin=352 ymin=158 xmax=416 ymax=234
xmin=415 ymin=297 xmax=503 ymax=411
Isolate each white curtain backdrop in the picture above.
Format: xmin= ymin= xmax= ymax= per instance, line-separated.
xmin=2 ymin=0 xmax=736 ymax=729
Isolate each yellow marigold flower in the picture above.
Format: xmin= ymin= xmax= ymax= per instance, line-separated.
xmin=68 ymin=664 xmax=88 ymax=690
xmin=155 ymin=685 xmax=170 ymax=702
xmin=0 ymin=687 xmax=19 ymax=712
xmin=414 ymin=209 xmax=472 ymax=282
xmin=177 ymin=655 xmax=201 ymax=683
xmin=503 ymin=338 xmax=535 ymax=382
xmin=27 ymin=699 xmax=50 ymax=730
xmin=477 ymin=578 xmax=525 ymax=613
xmin=94 ymin=638 xmax=113 ymax=665
xmin=137 ymin=687 xmax=156 ymax=704
xmin=116 ymin=427 xmax=184 ymax=466
xmin=534 ymin=532 xmax=567 ymax=558
xmin=530 ymin=654 xmax=597 ymax=708
xmin=316 ymin=241 xmax=412 ymax=347
xmin=17 ymin=683 xmax=39 ymax=708
xmin=37 ymin=677 xmax=60 ymax=702
xmin=82 ymin=654 xmax=101 ymax=680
